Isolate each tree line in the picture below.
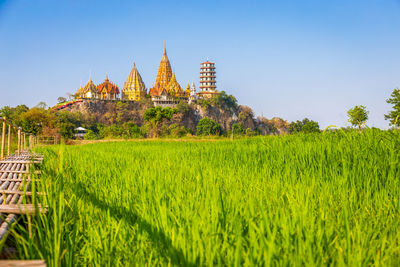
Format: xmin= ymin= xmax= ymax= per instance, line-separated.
xmin=0 ymin=88 xmax=399 ymax=140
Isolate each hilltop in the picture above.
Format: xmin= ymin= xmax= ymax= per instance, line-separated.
xmin=57 ymin=91 xmax=289 ymax=138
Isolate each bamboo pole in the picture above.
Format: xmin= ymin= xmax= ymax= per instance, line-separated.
xmin=23 ymin=133 xmax=26 ymax=150
xmin=1 ymin=117 xmax=6 ymax=159
xmin=7 ymin=124 xmax=11 ymax=156
xmin=17 ymin=128 xmax=21 ymax=155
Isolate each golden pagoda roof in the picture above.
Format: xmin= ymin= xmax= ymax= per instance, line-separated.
xmin=76 ymin=85 xmax=84 ymax=96
xmin=82 ymin=78 xmax=97 ymax=94
xmin=97 ymin=76 xmax=119 ymax=94
xmin=166 ymin=69 xmax=183 ymax=96
xmin=123 ymin=62 xmax=146 ymax=93
xmin=149 ymin=42 xmax=172 ymax=96
xmin=185 ymin=82 xmax=191 ymax=96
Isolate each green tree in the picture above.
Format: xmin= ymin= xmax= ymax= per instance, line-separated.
xmin=231 ymin=123 xmax=245 ymax=135
xmin=302 ymin=120 xmax=320 ymax=133
xmin=101 ymin=125 xmax=125 ymax=138
xmin=196 ymin=118 xmax=222 ymax=136
xmin=384 ymin=88 xmax=400 ymax=127
xmin=19 ymin=107 xmax=54 ymax=135
xmin=212 ymin=91 xmax=238 ymax=110
xmin=0 ymin=106 xmax=12 ymax=118
xmin=289 ymin=120 xmax=303 ymax=133
xmin=123 ymin=122 xmax=143 ymax=138
xmin=347 ymin=105 xmax=369 ymax=129
xmin=59 ymin=122 xmax=75 ymax=139
xmin=144 ymin=106 xmax=178 ymax=137
xmin=57 ymin=97 xmax=67 ymax=103
xmin=289 ymin=118 xmax=320 ymax=134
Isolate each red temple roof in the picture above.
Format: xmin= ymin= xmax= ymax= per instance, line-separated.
xmin=97 ymin=76 xmax=120 ymax=94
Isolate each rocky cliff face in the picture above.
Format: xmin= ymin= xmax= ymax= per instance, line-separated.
xmin=60 ymin=99 xmax=286 ymax=134
xmin=65 ymin=99 xmax=153 ymax=126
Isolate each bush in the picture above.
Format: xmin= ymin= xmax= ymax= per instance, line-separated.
xmin=59 ymin=122 xmax=75 ymax=139
xmin=196 ymin=118 xmax=223 ymax=136
xmin=231 ymin=123 xmax=245 ymax=135
xmin=84 ymin=130 xmax=98 ymax=140
xmin=197 ymin=99 xmax=211 ymax=110
xmin=212 ymin=91 xmax=238 ymax=110
xmin=245 ymin=128 xmax=257 ymax=137
xmin=289 ymin=118 xmax=320 ymax=134
xmin=123 ymin=122 xmax=143 ymax=138
xmin=169 ymin=124 xmax=188 ymax=138
xmin=100 ymin=125 xmax=125 ymax=139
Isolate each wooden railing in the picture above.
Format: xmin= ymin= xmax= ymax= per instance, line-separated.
xmin=35 ymin=136 xmax=60 ymax=145
xmin=0 ymin=117 xmax=34 ymax=160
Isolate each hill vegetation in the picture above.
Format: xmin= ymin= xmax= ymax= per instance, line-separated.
xmin=0 ymin=92 xmax=295 ymax=140
xmin=1 ymin=87 xmax=399 ymax=141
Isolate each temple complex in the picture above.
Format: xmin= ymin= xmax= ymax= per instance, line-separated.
xmin=73 ymin=44 xmax=220 ymax=105
xmin=122 ymin=62 xmax=146 ymax=101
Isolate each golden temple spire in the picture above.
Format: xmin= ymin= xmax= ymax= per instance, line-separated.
xmin=166 ymin=68 xmax=183 ymax=96
xmin=149 ymin=42 xmax=173 ymax=96
xmin=122 ymin=60 xmax=146 ymax=101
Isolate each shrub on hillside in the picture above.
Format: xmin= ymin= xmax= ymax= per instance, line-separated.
xmin=196 ymin=118 xmax=222 ymax=136
xmin=169 ymin=124 xmax=189 ymax=138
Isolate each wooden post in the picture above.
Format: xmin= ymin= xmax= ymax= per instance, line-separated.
xmin=1 ymin=117 xmax=6 ymax=159
xmin=17 ymin=128 xmax=21 ymax=155
xmin=23 ymin=133 xmax=26 ymax=150
xmin=7 ymin=124 xmax=11 ymax=156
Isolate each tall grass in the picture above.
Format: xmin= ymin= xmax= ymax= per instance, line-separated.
xmin=7 ymin=129 xmax=400 ymax=266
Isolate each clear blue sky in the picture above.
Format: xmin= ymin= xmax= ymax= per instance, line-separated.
xmin=1 ymin=0 xmax=399 ymax=128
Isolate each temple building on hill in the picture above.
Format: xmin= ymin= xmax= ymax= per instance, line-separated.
xmin=97 ymin=76 xmax=120 ymax=100
xmin=73 ymin=45 xmax=221 ymax=105
xmin=149 ymin=44 xmax=172 ymax=96
xmin=76 ymin=78 xmax=98 ymax=99
xmin=150 ymin=43 xmax=188 ymax=106
xmin=122 ymin=62 xmax=146 ymax=101
xmin=198 ymin=61 xmax=218 ymax=98
xmin=166 ymin=69 xmax=184 ymax=96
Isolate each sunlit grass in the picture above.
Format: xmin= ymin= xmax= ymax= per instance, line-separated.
xmin=8 ymin=129 xmax=400 ymax=266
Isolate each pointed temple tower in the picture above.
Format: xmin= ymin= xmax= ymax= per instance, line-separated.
xmin=149 ymin=42 xmax=173 ymax=96
xmin=185 ymin=83 xmax=191 ymax=97
xmin=166 ymin=68 xmax=183 ymax=96
xmin=198 ymin=61 xmax=218 ymax=98
xmin=190 ymin=82 xmax=197 ymax=99
xmin=122 ymin=62 xmax=146 ymax=101
xmin=82 ymin=78 xmax=98 ymax=99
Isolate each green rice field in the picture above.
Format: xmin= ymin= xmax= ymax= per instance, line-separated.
xmin=8 ymin=130 xmax=400 ymax=266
